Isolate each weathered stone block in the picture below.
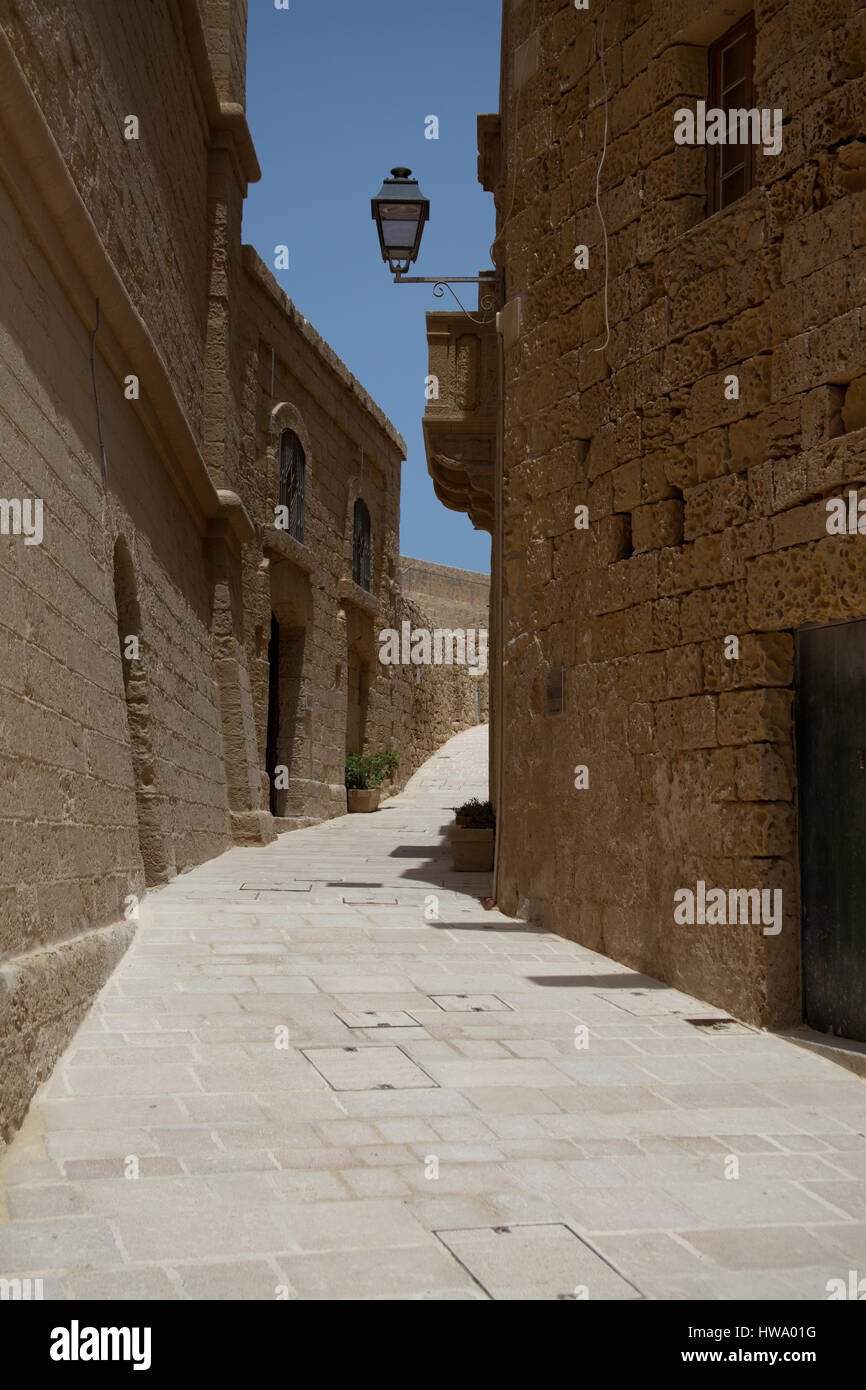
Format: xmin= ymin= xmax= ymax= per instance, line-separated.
xmin=633 ymin=499 xmax=684 ymax=552
xmin=735 ymin=743 xmax=794 ymax=801
xmin=703 ymin=632 xmax=794 ymax=691
xmin=717 ymin=689 xmax=793 ymax=746
xmin=661 ymin=691 xmax=712 ymax=748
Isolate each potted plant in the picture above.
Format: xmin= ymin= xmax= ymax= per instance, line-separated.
xmin=345 ymin=751 xmax=400 ymax=813
xmin=448 ymin=798 xmax=496 ymax=870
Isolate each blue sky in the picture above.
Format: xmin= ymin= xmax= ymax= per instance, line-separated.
xmin=242 ymin=0 xmax=500 ymax=574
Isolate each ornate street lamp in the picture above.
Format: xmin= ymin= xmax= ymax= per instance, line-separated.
xmin=371 ymin=166 xmax=500 ymax=322
xmin=371 ymin=167 xmax=429 ymax=275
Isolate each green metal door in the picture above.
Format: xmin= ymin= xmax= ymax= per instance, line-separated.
xmin=796 ymin=620 xmax=866 ymax=1041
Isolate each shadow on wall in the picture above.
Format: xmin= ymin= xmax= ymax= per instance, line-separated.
xmin=112 ymin=536 xmax=175 ymax=886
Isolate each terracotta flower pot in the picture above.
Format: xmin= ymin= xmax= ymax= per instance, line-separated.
xmin=448 ymin=825 xmax=495 ymax=871
xmin=347 ymin=788 xmax=380 ymax=813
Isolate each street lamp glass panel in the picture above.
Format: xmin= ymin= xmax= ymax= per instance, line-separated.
xmin=371 ymin=168 xmax=429 ymax=270
xmin=379 ymin=205 xmax=423 ymax=252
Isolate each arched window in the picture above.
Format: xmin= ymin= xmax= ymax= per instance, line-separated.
xmin=352 ymin=498 xmax=371 ymax=592
xmin=277 ymin=428 xmax=305 ymax=542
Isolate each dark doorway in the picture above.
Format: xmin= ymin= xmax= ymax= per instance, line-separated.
xmin=346 ymin=651 xmax=370 ymax=755
xmin=266 ymin=613 xmax=280 ymax=815
xmin=796 ymin=619 xmax=866 ymax=1041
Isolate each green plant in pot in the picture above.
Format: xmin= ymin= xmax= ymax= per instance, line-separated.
xmin=448 ymin=798 xmax=496 ymax=870
xmin=345 ymin=751 xmax=400 ymax=813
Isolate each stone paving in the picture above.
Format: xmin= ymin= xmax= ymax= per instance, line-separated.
xmin=1 ymin=724 xmax=866 ymax=1300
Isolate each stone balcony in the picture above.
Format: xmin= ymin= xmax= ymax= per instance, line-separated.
xmin=422 ymin=279 xmax=498 ymax=535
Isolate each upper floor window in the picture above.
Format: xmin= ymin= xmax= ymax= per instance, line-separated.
xmin=277 ymin=428 xmax=305 ymax=542
xmin=707 ymin=14 xmax=756 ymax=214
xmin=352 ymin=498 xmax=371 ymax=592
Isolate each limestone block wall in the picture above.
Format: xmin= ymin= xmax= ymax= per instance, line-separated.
xmin=387 ymin=594 xmax=490 ymax=783
xmin=0 ymin=171 xmax=232 ymax=1141
xmin=234 ymin=253 xmax=486 ymax=819
xmin=398 ymin=555 xmax=491 ymax=738
xmin=1 ymin=0 xmax=212 ymax=438
xmin=488 ymin=0 xmax=865 ymax=1027
xmin=0 ymin=0 xmax=243 ymax=1143
xmin=0 ymin=0 xmax=491 ymax=1149
xmin=399 ymin=555 xmax=490 ymax=632
xmin=237 ymin=250 xmax=403 ymax=822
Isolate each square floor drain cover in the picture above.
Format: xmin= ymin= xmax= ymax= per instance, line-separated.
xmin=301 ymin=1045 xmax=437 ymax=1090
xmin=686 ymin=1017 xmax=752 ymax=1033
xmin=435 ymin=1224 xmax=640 ymax=1301
xmin=335 ymin=1010 xmax=419 ymax=1029
xmin=342 ymin=896 xmax=401 ymax=905
xmin=429 ymin=995 xmax=512 ymax=1013
xmin=239 ymin=883 xmax=312 ymax=892
xmin=594 ymin=988 xmax=695 ymax=1017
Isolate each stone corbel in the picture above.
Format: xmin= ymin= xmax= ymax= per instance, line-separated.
xmin=262 ymin=526 xmax=315 ymax=573
xmin=477 ymin=114 xmax=502 ymax=193
xmin=207 ymin=489 xmax=256 ymax=553
xmin=214 ymin=103 xmax=261 ymax=185
xmin=339 ymin=579 xmax=379 ymax=618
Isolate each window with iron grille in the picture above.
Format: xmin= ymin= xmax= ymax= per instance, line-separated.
xmin=352 ymin=498 xmax=371 ymax=592
xmin=277 ymin=428 xmax=306 ymax=542
xmin=707 ymin=14 xmax=756 ymax=215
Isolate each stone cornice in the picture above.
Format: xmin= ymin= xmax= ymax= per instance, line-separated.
xmin=174 ymin=0 xmax=261 ymax=185
xmin=243 ymin=247 xmax=407 ymax=460
xmin=0 ymin=24 xmax=253 ymax=549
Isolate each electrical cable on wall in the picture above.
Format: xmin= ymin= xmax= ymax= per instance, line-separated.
xmin=590 ymin=2 xmax=610 ymax=355
xmin=90 ymin=298 xmax=109 ymax=484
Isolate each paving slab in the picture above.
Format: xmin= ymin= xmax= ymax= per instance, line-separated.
xmin=1 ymin=725 xmax=866 ymax=1301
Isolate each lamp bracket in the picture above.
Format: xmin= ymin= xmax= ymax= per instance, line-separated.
xmin=392 ymin=273 xmax=501 ymax=326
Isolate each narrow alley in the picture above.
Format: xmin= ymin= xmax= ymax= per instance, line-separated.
xmin=1 ymin=727 xmax=865 ymax=1302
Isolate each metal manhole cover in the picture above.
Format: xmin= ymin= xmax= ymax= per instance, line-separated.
xmin=435 ymin=1224 xmax=641 ymax=1301
xmin=594 ymin=989 xmax=696 ymax=1017
xmin=429 ymin=995 xmax=513 ymax=1013
xmin=335 ymin=1010 xmax=419 ymax=1029
xmin=301 ymin=1045 xmax=437 ymax=1091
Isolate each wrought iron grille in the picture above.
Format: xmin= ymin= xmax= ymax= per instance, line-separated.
xmin=353 ymin=498 xmax=371 ymax=591
xmin=277 ymin=429 xmax=305 ymax=542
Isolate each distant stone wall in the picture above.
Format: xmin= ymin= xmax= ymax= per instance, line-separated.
xmin=377 ymin=593 xmax=489 ymax=794
xmin=399 ymin=555 xmax=490 ymax=632
xmin=397 ymin=556 xmax=491 ymax=756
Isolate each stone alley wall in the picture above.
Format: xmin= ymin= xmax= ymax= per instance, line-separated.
xmin=0 ymin=1 xmax=480 ymax=1146
xmin=480 ymin=0 xmax=865 ymax=1028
